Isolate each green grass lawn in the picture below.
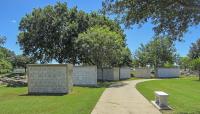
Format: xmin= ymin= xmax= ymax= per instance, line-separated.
xmin=0 ymin=86 xmax=105 ymax=114
xmin=136 ymin=76 xmax=200 ymax=114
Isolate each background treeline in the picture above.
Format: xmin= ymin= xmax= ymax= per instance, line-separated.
xmin=0 ymin=36 xmax=35 ymax=74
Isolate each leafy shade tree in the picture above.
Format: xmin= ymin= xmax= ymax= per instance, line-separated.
xmin=102 ymin=0 xmax=200 ymax=40
xmin=119 ymin=47 xmax=132 ymax=67
xmin=0 ymin=47 xmax=16 ymax=66
xmin=14 ymin=55 xmax=36 ymax=72
xmin=76 ymin=26 xmax=124 ymax=69
xmin=190 ymin=58 xmax=200 ymax=80
xmin=134 ymin=37 xmax=177 ymax=70
xmin=134 ymin=44 xmax=150 ymax=67
xmin=18 ymin=2 xmax=125 ymax=64
xmin=188 ymin=38 xmax=200 ymax=59
xmin=0 ymin=37 xmax=14 ymax=74
xmin=146 ymin=37 xmax=177 ymax=69
xmin=179 ymin=57 xmax=190 ymax=71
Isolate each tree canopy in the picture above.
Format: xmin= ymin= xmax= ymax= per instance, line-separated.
xmin=18 ymin=2 xmax=126 ymax=64
xmin=188 ymin=38 xmax=200 ymax=59
xmin=179 ymin=57 xmax=190 ymax=70
xmin=14 ymin=55 xmax=36 ymax=72
xmin=102 ymin=0 xmax=200 ymax=40
xmin=76 ymin=26 xmax=125 ymax=68
xmin=134 ymin=36 xmax=177 ymax=68
xmin=190 ymin=58 xmax=200 ymax=80
xmin=0 ymin=36 xmax=13 ymax=74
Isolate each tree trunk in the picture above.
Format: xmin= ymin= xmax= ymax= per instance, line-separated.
xmin=119 ymin=66 xmax=121 ymax=80
xmin=199 ymin=69 xmax=200 ymax=81
xmin=101 ymin=68 xmax=104 ymax=81
xmin=155 ymin=67 xmax=158 ymax=78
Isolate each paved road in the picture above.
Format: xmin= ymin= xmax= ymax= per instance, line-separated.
xmin=91 ymin=79 xmax=161 ymax=114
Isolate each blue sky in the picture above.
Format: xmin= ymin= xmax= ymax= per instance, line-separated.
xmin=0 ymin=0 xmax=199 ymax=56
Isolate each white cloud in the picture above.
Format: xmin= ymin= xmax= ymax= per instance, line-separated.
xmin=10 ymin=20 xmax=17 ymax=23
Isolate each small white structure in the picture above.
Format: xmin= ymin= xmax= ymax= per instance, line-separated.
xmin=134 ymin=68 xmax=151 ymax=78
xmin=73 ymin=66 xmax=97 ymax=86
xmin=27 ymin=64 xmax=73 ymax=94
xmin=152 ymin=91 xmax=171 ymax=110
xmin=157 ymin=68 xmax=180 ymax=78
xmin=97 ymin=67 xmax=119 ymax=81
xmin=120 ymin=67 xmax=131 ymax=79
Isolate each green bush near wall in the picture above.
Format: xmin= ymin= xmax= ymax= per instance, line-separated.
xmin=0 ymin=59 xmax=12 ymax=74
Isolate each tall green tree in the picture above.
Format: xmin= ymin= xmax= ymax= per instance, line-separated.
xmin=188 ymin=38 xmax=200 ymax=59
xmin=190 ymin=58 xmax=200 ymax=80
xmin=148 ymin=37 xmax=177 ymax=68
xmin=0 ymin=36 xmax=13 ymax=74
xmin=102 ymin=0 xmax=200 ymax=40
xmin=0 ymin=59 xmax=12 ymax=74
xmin=18 ymin=2 xmax=125 ymax=64
xmin=14 ymin=55 xmax=36 ymax=72
xmin=134 ymin=44 xmax=150 ymax=67
xmin=134 ymin=37 xmax=177 ymax=69
xmin=119 ymin=47 xmax=132 ymax=67
xmin=76 ymin=26 xmax=125 ymax=69
xmin=179 ymin=57 xmax=190 ymax=71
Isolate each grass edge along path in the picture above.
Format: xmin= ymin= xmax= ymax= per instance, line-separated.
xmin=136 ymin=76 xmax=200 ymax=114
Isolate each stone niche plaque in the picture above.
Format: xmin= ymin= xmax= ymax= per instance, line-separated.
xmin=27 ymin=64 xmax=73 ymax=94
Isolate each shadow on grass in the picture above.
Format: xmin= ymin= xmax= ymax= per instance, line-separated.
xmin=74 ymin=82 xmax=113 ymax=88
xmin=19 ymin=93 xmax=66 ymax=96
xmin=109 ymin=82 xmax=128 ymax=88
xmin=2 ymin=73 xmax=25 ymax=78
xmin=192 ymin=80 xmax=200 ymax=82
xmin=75 ymin=81 xmax=128 ymax=88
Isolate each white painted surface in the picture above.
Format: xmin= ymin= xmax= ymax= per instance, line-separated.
xmin=157 ymin=68 xmax=180 ymax=78
xmin=155 ymin=91 xmax=168 ymax=96
xmin=27 ymin=64 xmax=73 ymax=94
xmin=113 ymin=67 xmax=120 ymax=81
xmin=134 ymin=68 xmax=151 ymax=78
xmin=155 ymin=91 xmax=168 ymax=107
xmin=97 ymin=67 xmax=120 ymax=81
xmin=73 ymin=66 xmax=97 ymax=86
xmin=120 ymin=67 xmax=131 ymax=79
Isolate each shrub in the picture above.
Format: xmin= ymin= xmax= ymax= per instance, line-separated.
xmin=0 ymin=59 xmax=12 ymax=74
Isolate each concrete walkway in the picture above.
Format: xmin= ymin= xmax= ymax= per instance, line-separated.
xmin=91 ymin=79 xmax=161 ymax=114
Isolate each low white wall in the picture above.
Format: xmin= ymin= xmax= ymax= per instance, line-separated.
xmin=120 ymin=67 xmax=130 ymax=79
xmin=157 ymin=68 xmax=180 ymax=78
xmin=97 ymin=67 xmax=120 ymax=81
xmin=134 ymin=68 xmax=151 ymax=78
xmin=73 ymin=66 xmax=97 ymax=86
xmin=27 ymin=64 xmax=73 ymax=94
xmin=113 ymin=67 xmax=120 ymax=81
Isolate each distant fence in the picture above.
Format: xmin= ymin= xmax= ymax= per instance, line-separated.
xmin=97 ymin=67 xmax=120 ymax=81
xmin=157 ymin=68 xmax=180 ymax=78
xmin=120 ymin=67 xmax=131 ymax=79
xmin=27 ymin=64 xmax=73 ymax=94
xmin=134 ymin=68 xmax=151 ymax=78
xmin=73 ymin=66 xmax=97 ymax=86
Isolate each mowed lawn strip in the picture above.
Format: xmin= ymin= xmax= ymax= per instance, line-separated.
xmin=136 ymin=77 xmax=200 ymax=114
xmin=0 ymin=86 xmax=105 ymax=114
